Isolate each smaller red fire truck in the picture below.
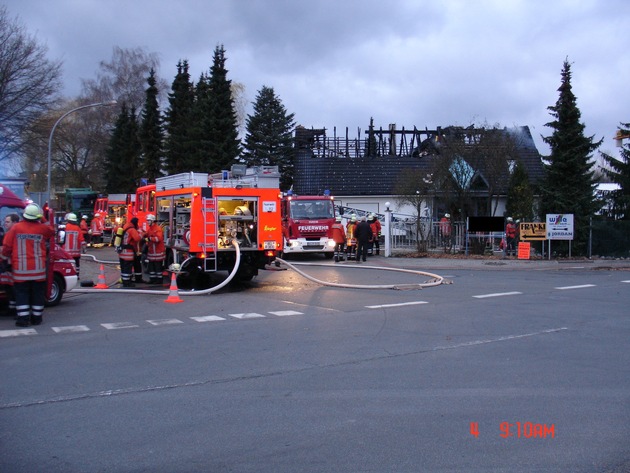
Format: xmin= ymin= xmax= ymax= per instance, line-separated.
xmin=93 ymin=193 xmax=134 ymax=238
xmin=280 ymin=191 xmax=337 ymax=258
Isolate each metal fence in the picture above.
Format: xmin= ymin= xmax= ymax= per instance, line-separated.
xmin=387 ymin=217 xmax=630 ymax=257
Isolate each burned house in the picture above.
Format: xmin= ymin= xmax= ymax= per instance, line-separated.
xmin=292 ymin=124 xmax=545 ymax=219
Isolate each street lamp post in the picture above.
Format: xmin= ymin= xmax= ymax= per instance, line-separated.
xmin=46 ymin=100 xmax=117 ymax=203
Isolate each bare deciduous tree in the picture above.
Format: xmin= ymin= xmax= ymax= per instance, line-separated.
xmin=0 ymin=6 xmax=62 ymax=165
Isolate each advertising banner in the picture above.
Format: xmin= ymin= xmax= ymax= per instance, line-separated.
xmin=546 ymin=214 xmax=574 ymax=240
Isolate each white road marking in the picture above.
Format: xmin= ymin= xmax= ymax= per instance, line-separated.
xmin=229 ymin=313 xmax=266 ymax=319
xmin=101 ymin=322 xmax=139 ymax=330
xmin=190 ymin=315 xmax=225 ymax=322
xmin=52 ymin=325 xmax=90 ymax=333
xmin=554 ymin=284 xmax=596 ymax=290
xmin=147 ymin=319 xmax=184 ymax=326
xmin=269 ymin=310 xmax=303 ymax=316
xmin=621 ymin=280 xmax=630 ymax=284
xmin=0 ymin=328 xmax=37 ymax=338
xmin=473 ymin=291 xmax=522 ymax=299
xmin=366 ymin=301 xmax=428 ymax=309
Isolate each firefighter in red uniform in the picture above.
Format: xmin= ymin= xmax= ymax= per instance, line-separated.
xmin=80 ymin=214 xmax=90 ymax=246
xmin=144 ymin=214 xmax=165 ymax=284
xmin=2 ymin=203 xmax=55 ymax=327
xmin=368 ymin=213 xmax=382 ymax=256
xmin=346 ymin=215 xmax=358 ymax=260
xmin=119 ymin=217 xmax=142 ymax=287
xmin=90 ymin=212 xmax=104 ymax=245
xmin=330 ymin=216 xmax=346 ymax=263
xmin=62 ymin=213 xmax=86 ymax=279
xmin=505 ymin=217 xmax=517 ymax=256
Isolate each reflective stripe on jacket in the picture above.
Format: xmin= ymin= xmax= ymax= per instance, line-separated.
xmin=63 ymin=222 xmax=84 ymax=257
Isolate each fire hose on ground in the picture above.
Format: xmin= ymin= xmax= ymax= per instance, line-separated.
xmin=73 ymin=242 xmax=448 ymax=296
xmin=72 ymin=240 xmax=242 ymax=296
xmin=274 ymin=258 xmax=447 ymax=289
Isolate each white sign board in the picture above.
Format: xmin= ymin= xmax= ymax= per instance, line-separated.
xmin=262 ymin=201 xmax=277 ymax=213
xmin=546 ymin=214 xmax=574 ymax=240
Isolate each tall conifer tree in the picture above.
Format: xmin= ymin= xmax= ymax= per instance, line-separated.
xmin=540 ymin=60 xmax=601 ymax=254
xmin=139 ymin=69 xmax=163 ymax=182
xmin=207 ymin=45 xmax=240 ymax=172
xmin=242 ymin=86 xmax=296 ymax=190
xmin=104 ymin=103 xmax=142 ymax=193
xmin=164 ymin=60 xmax=194 ymax=174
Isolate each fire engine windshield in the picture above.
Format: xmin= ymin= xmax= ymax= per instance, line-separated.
xmin=290 ymin=200 xmax=334 ymax=219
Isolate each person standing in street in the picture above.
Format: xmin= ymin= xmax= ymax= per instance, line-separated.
xmin=119 ymin=217 xmax=142 ymax=287
xmin=2 ymin=204 xmax=55 ymax=327
xmin=62 ymin=213 xmax=85 ymax=279
xmin=354 ymin=216 xmax=373 ymax=263
xmin=0 ymin=213 xmax=20 ymax=316
xmin=368 ymin=213 xmax=382 ymax=255
xmin=144 ymin=214 xmax=165 ymax=284
xmin=80 ymin=215 xmax=90 ymax=246
xmin=90 ymin=213 xmax=104 ymax=245
xmin=505 ymin=217 xmax=517 ymax=257
xmin=330 ymin=216 xmax=346 ymax=262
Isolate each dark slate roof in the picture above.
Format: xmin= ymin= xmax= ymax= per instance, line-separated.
xmin=293 ymin=125 xmax=544 ymax=196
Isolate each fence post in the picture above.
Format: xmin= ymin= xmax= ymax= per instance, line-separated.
xmin=384 ymin=202 xmax=392 ymax=257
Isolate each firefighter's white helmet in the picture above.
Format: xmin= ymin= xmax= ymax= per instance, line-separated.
xmin=94 ymin=213 xmax=100 ymax=217
xmin=82 ymin=215 xmax=88 ymax=220
xmin=23 ymin=203 xmax=43 ymax=221
xmin=146 ymin=214 xmax=156 ymax=222
xmin=444 ymin=213 xmax=450 ymax=218
xmin=351 ymin=214 xmax=357 ymax=222
xmin=336 ymin=216 xmax=342 ymax=222
xmin=65 ymin=212 xmax=78 ymax=223
xmin=507 ymin=217 xmax=513 ymax=222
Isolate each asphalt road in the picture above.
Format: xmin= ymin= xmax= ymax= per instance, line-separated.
xmin=1 ymin=254 xmax=629 ymax=472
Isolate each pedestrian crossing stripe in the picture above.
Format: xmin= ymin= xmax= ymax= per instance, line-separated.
xmin=101 ymin=322 xmax=140 ymax=330
xmin=229 ymin=313 xmax=266 ymax=319
xmin=0 ymin=328 xmax=37 ymax=337
xmin=190 ymin=315 xmax=226 ymax=322
xmin=147 ymin=319 xmax=185 ymax=326
xmin=269 ymin=310 xmax=303 ymax=316
xmin=52 ymin=325 xmax=90 ymax=333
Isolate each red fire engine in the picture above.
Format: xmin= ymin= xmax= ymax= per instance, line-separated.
xmin=138 ymin=165 xmax=283 ymax=286
xmin=280 ymin=191 xmax=337 ymax=258
xmin=93 ymin=193 xmax=135 ymax=238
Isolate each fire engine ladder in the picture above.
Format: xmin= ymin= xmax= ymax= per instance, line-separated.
xmin=201 ymin=197 xmax=218 ymax=272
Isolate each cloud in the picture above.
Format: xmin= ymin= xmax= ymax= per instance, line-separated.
xmin=6 ymin=0 xmax=630 ymax=158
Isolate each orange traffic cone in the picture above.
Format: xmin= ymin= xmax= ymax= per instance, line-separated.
xmin=95 ymin=264 xmax=108 ymax=289
xmin=164 ymin=273 xmax=183 ymax=304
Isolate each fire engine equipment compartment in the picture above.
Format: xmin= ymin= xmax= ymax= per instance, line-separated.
xmin=153 ymin=166 xmax=283 ymax=286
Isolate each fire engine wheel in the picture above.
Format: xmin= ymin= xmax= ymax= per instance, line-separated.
xmin=46 ymin=274 xmax=64 ymax=307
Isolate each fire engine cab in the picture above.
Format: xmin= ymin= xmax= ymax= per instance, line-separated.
xmin=280 ymin=191 xmax=336 ymax=257
xmin=153 ymin=165 xmax=283 ymax=285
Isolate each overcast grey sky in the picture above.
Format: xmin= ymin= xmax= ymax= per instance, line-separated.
xmin=6 ymin=0 xmax=629 ymax=158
